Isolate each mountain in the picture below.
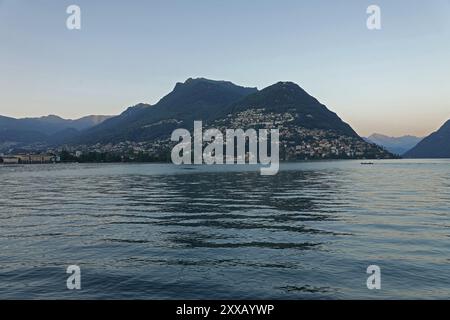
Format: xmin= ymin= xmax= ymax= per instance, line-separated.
xmin=0 ymin=115 xmax=112 ymax=145
xmin=223 ymin=81 xmax=359 ymax=137
xmin=365 ymin=133 xmax=422 ymax=155
xmin=69 ymin=78 xmax=393 ymax=160
xmin=76 ymin=79 xmax=360 ymax=144
xmin=2 ymin=78 xmax=395 ymax=160
xmin=75 ymin=78 xmax=258 ymax=143
xmin=403 ymin=120 xmax=450 ymax=158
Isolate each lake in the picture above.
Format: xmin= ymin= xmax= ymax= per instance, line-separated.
xmin=0 ymin=159 xmax=449 ymax=299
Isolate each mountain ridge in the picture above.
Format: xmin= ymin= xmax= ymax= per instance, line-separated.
xmin=1 ymin=78 xmax=397 ymax=160
xmin=365 ymin=133 xmax=423 ymax=156
xmin=224 ymin=81 xmax=359 ymax=138
xmin=74 ymin=78 xmax=258 ymax=144
xmin=74 ymin=78 xmax=362 ymax=145
xmin=0 ymin=114 xmax=112 ymax=147
xmin=403 ymin=120 xmax=450 ymax=158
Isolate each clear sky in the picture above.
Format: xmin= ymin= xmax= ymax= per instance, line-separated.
xmin=1 ymin=0 xmax=449 ymax=137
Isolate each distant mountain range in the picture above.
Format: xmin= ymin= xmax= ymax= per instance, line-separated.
xmin=404 ymin=120 xmax=450 ymax=158
xmin=8 ymin=77 xmax=446 ymax=160
xmin=0 ymin=115 xmax=112 ymax=146
xmin=364 ymin=134 xmax=423 ymax=156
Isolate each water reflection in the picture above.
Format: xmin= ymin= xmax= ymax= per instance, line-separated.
xmin=1 ymin=160 xmax=449 ymax=299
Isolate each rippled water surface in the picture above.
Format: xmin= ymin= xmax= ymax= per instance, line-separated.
xmin=1 ymin=160 xmax=449 ymax=299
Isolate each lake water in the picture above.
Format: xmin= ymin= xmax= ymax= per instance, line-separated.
xmin=0 ymin=160 xmax=449 ymax=299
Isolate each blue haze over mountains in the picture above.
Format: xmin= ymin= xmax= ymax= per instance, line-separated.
xmin=365 ymin=120 xmax=450 ymax=158
xmin=404 ymin=120 xmax=450 ymax=158
xmin=0 ymin=78 xmax=449 ymax=158
xmin=0 ymin=115 xmax=111 ymax=144
xmin=364 ymin=134 xmax=423 ymax=156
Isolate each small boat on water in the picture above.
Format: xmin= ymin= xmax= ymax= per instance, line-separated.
xmin=361 ymin=162 xmax=374 ymax=165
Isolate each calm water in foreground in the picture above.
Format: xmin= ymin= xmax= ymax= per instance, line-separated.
xmin=0 ymin=160 xmax=449 ymax=299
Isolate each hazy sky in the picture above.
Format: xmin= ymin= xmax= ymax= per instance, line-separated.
xmin=1 ymin=0 xmax=449 ymax=136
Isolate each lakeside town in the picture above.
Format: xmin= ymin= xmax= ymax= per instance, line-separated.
xmin=212 ymin=109 xmax=395 ymax=160
xmin=0 ymin=153 xmax=60 ymax=164
xmin=0 ymin=110 xmax=394 ymax=164
xmin=0 ymin=108 xmax=396 ymax=164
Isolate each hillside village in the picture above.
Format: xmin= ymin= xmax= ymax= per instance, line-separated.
xmin=0 ymin=107 xmax=394 ymax=164
xmin=1 ymin=107 xmax=394 ymax=164
xmin=0 ymin=79 xmax=398 ymax=164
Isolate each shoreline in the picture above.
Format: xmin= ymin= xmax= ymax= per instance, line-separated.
xmin=3 ymin=158 xmax=449 ymax=167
